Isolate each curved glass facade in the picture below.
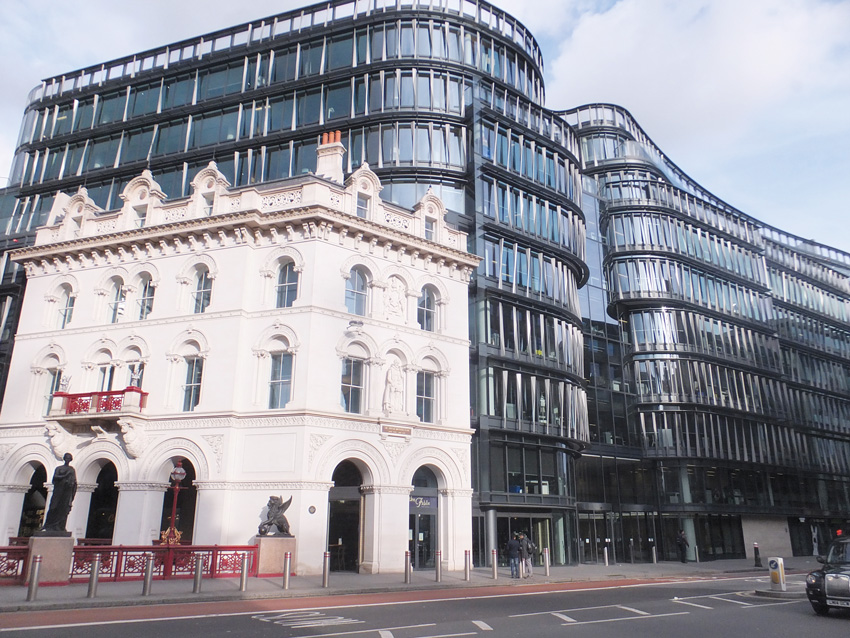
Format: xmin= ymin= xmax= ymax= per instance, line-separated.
xmin=564 ymin=103 xmax=850 ymax=561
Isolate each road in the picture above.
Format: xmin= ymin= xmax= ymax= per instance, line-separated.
xmin=2 ymin=574 xmax=845 ymax=637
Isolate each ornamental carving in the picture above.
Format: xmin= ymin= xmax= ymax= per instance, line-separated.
xmin=384 ymin=212 xmax=411 ymax=231
xmin=329 ymin=193 xmax=342 ymax=208
xmin=261 ymin=191 xmax=302 ymax=210
xmin=96 ymin=219 xmax=117 ymax=234
xmin=164 ymin=207 xmax=188 ymax=222
xmin=202 ymin=434 xmax=224 ymax=472
xmin=118 ymin=418 xmax=148 ymax=459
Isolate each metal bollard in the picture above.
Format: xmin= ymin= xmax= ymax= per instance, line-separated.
xmin=26 ymin=555 xmax=42 ymax=602
xmin=435 ymin=550 xmax=442 ymax=583
xmin=491 ymin=548 xmax=498 ymax=580
xmin=192 ymin=554 xmax=204 ymax=593
xmin=87 ymin=554 xmax=101 ymax=599
xmin=603 ymin=546 xmax=609 ymax=567
xmin=142 ymin=553 xmax=154 ymax=596
xmin=651 ymin=545 xmax=658 ymax=564
xmin=464 ymin=550 xmax=471 ymax=581
xmin=753 ymin=542 xmax=762 ymax=568
xmin=239 ymin=552 xmax=249 ymax=592
xmin=629 ymin=538 xmax=635 ymax=564
xmin=283 ymin=551 xmax=291 ymax=590
xmin=694 ymin=546 xmax=700 ymax=564
xmin=543 ymin=547 xmax=550 ymax=577
xmin=322 ymin=551 xmax=330 ymax=588
xmin=404 ymin=551 xmax=411 ymax=584
xmin=519 ymin=557 xmax=525 ymax=579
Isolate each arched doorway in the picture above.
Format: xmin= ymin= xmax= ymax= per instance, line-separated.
xmin=85 ymin=462 xmax=118 ymax=541
xmin=409 ymin=466 xmax=439 ymax=569
xmin=159 ymin=458 xmax=197 ymax=544
xmin=328 ymin=460 xmax=362 ymax=571
xmin=17 ymin=464 xmax=47 ymax=538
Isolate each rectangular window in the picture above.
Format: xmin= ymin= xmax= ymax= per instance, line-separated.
xmin=356 ymin=194 xmax=369 ymax=218
xmin=416 ymin=371 xmax=435 ymax=423
xmin=269 ymin=352 xmax=293 ymax=409
xmin=193 ymin=271 xmax=212 ymax=314
xmin=340 ymin=358 xmax=364 ymax=413
xmin=137 ymin=279 xmax=155 ymax=320
xmin=182 ymin=357 xmax=203 ymax=412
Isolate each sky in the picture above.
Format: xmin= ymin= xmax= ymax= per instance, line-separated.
xmin=1 ymin=0 xmax=848 ymax=253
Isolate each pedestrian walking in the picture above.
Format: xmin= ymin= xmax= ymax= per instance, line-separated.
xmin=519 ymin=532 xmax=536 ymax=578
xmin=676 ymin=529 xmax=689 ymax=563
xmin=506 ymin=533 xmax=521 ymax=578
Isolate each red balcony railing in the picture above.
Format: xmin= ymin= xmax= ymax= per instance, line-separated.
xmin=51 ymin=387 xmax=148 ymax=416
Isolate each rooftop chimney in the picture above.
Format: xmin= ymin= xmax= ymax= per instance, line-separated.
xmin=316 ymin=130 xmax=346 ymax=184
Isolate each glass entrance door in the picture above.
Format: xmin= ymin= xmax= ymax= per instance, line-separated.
xmin=409 ymin=513 xmax=436 ymax=569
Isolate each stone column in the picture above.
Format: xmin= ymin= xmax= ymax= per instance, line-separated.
xmin=112 ymin=482 xmax=168 ymax=545
xmin=439 ymin=488 xmax=474 ymax=571
xmin=67 ymin=483 xmax=95 ymax=540
xmin=360 ymin=484 xmax=411 ymax=574
xmin=0 ymin=484 xmax=29 ymax=544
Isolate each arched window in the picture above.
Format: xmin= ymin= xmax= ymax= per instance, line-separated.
xmin=345 ymin=266 xmax=368 ymax=316
xmin=340 ymin=357 xmax=364 ymax=413
xmin=58 ymin=284 xmax=75 ymax=328
xmin=417 ymin=286 xmax=437 ymax=331
xmin=45 ymin=362 xmax=63 ymax=415
xmin=269 ymin=351 xmax=293 ymax=408
xmin=275 ymin=262 xmax=299 ymax=308
xmin=183 ymin=356 xmax=204 ymax=411
xmin=107 ymin=278 xmax=126 ymax=323
xmin=95 ymin=351 xmax=116 ymax=392
xmin=137 ymin=274 xmax=155 ymax=320
xmin=193 ymin=267 xmax=212 ymax=314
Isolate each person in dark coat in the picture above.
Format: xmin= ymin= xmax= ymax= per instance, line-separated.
xmin=519 ymin=532 xmax=536 ymax=577
xmin=506 ymin=533 xmax=521 ymax=578
xmin=676 ymin=529 xmax=689 ymax=563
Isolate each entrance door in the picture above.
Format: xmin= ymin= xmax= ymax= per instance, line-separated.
xmin=328 ymin=460 xmax=363 ymax=571
xmin=409 ymin=512 xmax=436 ymax=569
xmin=409 ymin=466 xmax=438 ymax=569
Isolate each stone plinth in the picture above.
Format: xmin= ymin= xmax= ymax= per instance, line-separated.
xmin=255 ymin=535 xmax=297 ymax=577
xmin=26 ymin=536 xmax=74 ymax=585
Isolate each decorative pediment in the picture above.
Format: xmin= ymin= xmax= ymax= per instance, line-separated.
xmin=190 ymin=161 xmax=231 ymax=194
xmin=345 ymin=163 xmax=383 ymax=196
xmin=414 ymin=187 xmax=448 ymax=223
xmin=119 ymin=170 xmax=166 ymax=208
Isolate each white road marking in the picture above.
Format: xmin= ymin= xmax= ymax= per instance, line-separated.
xmin=559 ymin=612 xmax=690 ymax=626
xmin=378 ymin=631 xmax=395 ymax=638
xmin=551 ymin=612 xmax=577 ymax=623
xmin=472 ymin=620 xmax=493 ymax=630
xmin=709 ymin=596 xmax=752 ymax=606
xmin=418 ymin=634 xmax=476 ymax=638
xmin=672 ymin=599 xmax=714 ymax=609
xmin=617 ymin=605 xmax=650 ymax=615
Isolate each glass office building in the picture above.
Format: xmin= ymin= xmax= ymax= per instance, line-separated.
xmin=0 ymin=0 xmax=847 ymax=564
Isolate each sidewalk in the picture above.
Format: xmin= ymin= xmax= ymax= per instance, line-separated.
xmin=0 ymin=556 xmax=816 ymax=614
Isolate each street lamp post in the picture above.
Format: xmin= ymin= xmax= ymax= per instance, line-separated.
xmin=162 ymin=460 xmax=186 ymax=545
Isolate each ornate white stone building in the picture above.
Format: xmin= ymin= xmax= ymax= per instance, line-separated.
xmin=0 ymin=134 xmax=478 ymax=575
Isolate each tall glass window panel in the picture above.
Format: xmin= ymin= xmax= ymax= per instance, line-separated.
xmin=74 ymin=98 xmax=95 ymax=131
xmin=269 ymin=352 xmax=293 ymax=409
xmin=137 ymin=276 xmax=155 ymax=320
xmin=299 ymin=41 xmax=323 ymax=77
xmin=272 ymin=48 xmax=297 ymax=84
xmin=108 ymin=280 xmax=126 ymax=323
xmin=324 ymin=81 xmax=352 ymax=121
xmin=340 ymin=357 xmax=364 ymax=413
xmin=129 ymin=83 xmax=161 ymax=118
xmin=193 ymin=269 xmax=212 ymax=314
xmin=345 ymin=267 xmax=368 ymax=315
xmin=182 ymin=357 xmax=203 ymax=412
xmin=327 ymin=35 xmax=353 ymax=70
xmin=418 ymin=287 xmax=436 ymax=331
xmin=296 ymin=88 xmax=321 ymax=126
xmin=96 ymin=92 xmax=126 ymax=126
xmin=416 ymin=371 xmax=435 ymax=423
xmin=58 ymin=286 xmax=75 ymax=328
xmin=121 ymin=127 xmax=154 ymax=164
xmin=85 ymin=136 xmax=119 ymax=171
xmin=96 ymin=364 xmax=116 ymax=392
xmin=276 ymin=262 xmax=298 ymax=308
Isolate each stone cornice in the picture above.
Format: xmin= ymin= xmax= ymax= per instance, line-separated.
xmin=360 ymin=484 xmax=413 ymax=495
xmin=115 ymin=481 xmax=170 ymax=492
xmin=193 ymin=481 xmax=334 ymax=491
xmin=0 ymin=484 xmax=31 ymax=493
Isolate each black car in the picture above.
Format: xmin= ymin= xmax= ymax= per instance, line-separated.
xmin=806 ymin=536 xmax=850 ymax=615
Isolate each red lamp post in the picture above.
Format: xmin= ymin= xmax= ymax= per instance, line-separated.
xmin=161 ymin=460 xmax=186 ymax=545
